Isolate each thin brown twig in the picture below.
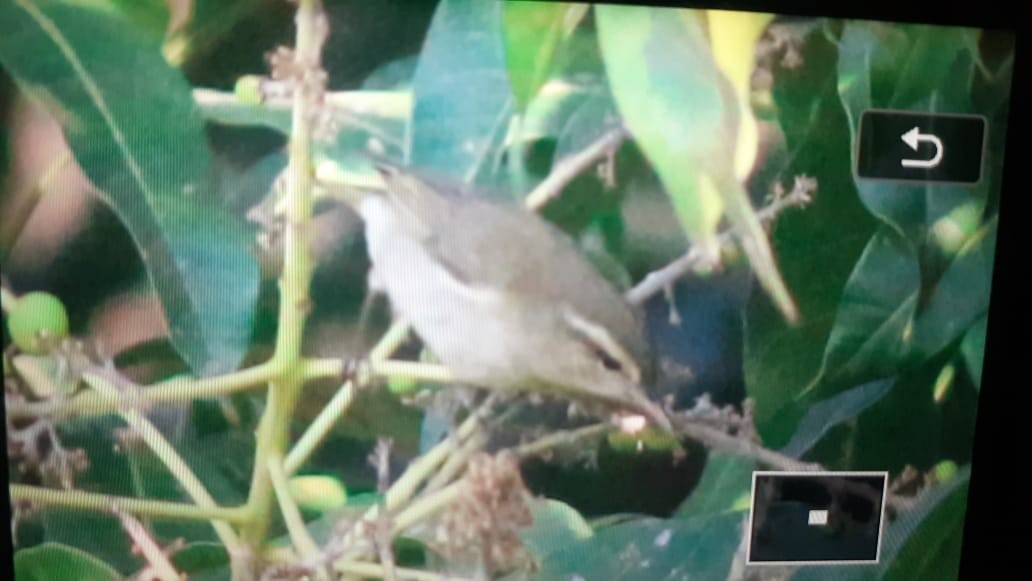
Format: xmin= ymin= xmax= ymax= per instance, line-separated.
xmin=524 ymin=126 xmax=629 ymax=210
xmin=513 ymin=422 xmax=615 ymax=459
xmin=115 ymin=509 xmax=182 ymax=581
xmin=672 ymin=415 xmax=822 ymax=472
xmin=626 ymin=175 xmax=816 ymax=305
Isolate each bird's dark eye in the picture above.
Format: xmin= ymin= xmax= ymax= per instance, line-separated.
xmin=586 ymin=341 xmax=623 ymax=372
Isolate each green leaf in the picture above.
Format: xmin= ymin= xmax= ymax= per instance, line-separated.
xmin=792 ymin=466 xmax=970 ymax=581
xmin=410 ymin=0 xmax=513 ymax=187
xmin=595 ymin=5 xmax=731 ymax=249
xmin=959 ymin=313 xmax=987 ymax=390
xmin=836 ymin=22 xmax=987 ymax=238
xmin=0 ymin=1 xmax=259 ymax=376
xmin=883 ymin=481 xmax=969 ymax=581
xmin=170 ymin=542 xmax=230 ymax=581
xmin=538 ymin=512 xmax=743 ymax=580
xmin=503 ymin=2 xmax=586 ymax=111
xmin=101 ymin=0 xmax=169 ymax=42
xmin=520 ymin=498 xmax=593 ymax=561
xmin=675 ymin=453 xmax=756 ymax=519
xmin=15 ymin=543 xmax=123 ymax=581
xmin=880 ymin=466 xmax=970 ymax=567
xmin=123 ymin=401 xmax=253 ymax=544
xmin=807 ymin=227 xmax=920 ymax=399
xmin=781 ymin=378 xmax=894 ymax=458
xmin=910 ymin=218 xmax=997 ymax=361
xmin=509 ymin=8 xmax=612 ymax=155
xmin=596 ymin=5 xmax=795 ymax=320
xmin=744 ymin=26 xmax=877 ymax=441
xmin=361 ymin=55 xmax=419 ymax=91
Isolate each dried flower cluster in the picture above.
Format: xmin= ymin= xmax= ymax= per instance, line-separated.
xmin=6 ymin=417 xmax=88 ymax=490
xmin=435 ymin=452 xmax=534 ymax=575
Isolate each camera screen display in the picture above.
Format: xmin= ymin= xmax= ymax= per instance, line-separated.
xmin=0 ymin=1 xmax=1013 ymax=579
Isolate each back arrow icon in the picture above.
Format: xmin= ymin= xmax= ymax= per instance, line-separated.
xmin=900 ymin=126 xmax=943 ymax=169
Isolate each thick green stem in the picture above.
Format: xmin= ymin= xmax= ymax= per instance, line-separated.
xmin=82 ymin=375 xmax=243 ymax=551
xmin=424 ymin=429 xmax=487 ymax=493
xmin=9 ymin=484 xmax=250 ymax=522
xmin=390 ymin=481 xmax=463 ymax=536
xmin=284 ymin=381 xmax=355 ymax=475
xmin=284 ymin=322 xmax=414 ymax=475
xmin=384 ymin=405 xmax=485 ymax=511
xmin=6 ymin=362 xmax=276 ymax=420
xmin=116 ymin=511 xmax=184 ymax=581
xmin=241 ymin=0 xmax=324 ymax=550
xmin=267 ymin=455 xmax=320 ymax=558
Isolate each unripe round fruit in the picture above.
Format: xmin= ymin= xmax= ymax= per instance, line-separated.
xmin=288 ymin=475 xmax=348 ymax=512
xmin=932 ymin=460 xmax=959 ymax=484
xmin=234 ymin=75 xmax=263 ymax=105
xmin=607 ymin=428 xmax=681 ymax=453
xmin=7 ymin=292 xmax=69 ymax=354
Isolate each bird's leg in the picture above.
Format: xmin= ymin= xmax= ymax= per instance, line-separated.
xmin=341 ymin=267 xmax=387 ymax=383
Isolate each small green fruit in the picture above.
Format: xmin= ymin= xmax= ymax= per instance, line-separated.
xmin=387 ymin=375 xmax=420 ymax=395
xmin=7 ymin=292 xmax=69 ymax=354
xmin=607 ymin=428 xmax=681 ymax=453
xmin=931 ymin=202 xmax=982 ymax=256
xmin=932 ymin=460 xmax=959 ymax=484
xmin=288 ymin=475 xmax=348 ymax=512
xmin=234 ymin=75 xmax=264 ymax=105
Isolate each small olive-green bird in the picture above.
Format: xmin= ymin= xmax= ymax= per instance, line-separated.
xmin=326 ymin=161 xmax=670 ymax=430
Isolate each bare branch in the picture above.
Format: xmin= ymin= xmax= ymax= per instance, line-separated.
xmin=115 ymin=509 xmax=182 ymax=581
xmin=626 ymin=175 xmax=816 ymax=305
xmin=524 ymin=126 xmax=629 ymax=211
xmin=514 ymin=422 xmax=614 ymax=459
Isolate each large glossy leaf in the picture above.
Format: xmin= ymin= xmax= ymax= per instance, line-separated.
xmin=125 ymin=400 xmax=254 ymax=543
xmin=595 ymin=5 xmax=731 ymax=248
xmin=503 ymin=2 xmax=587 ymax=111
xmin=959 ymin=313 xmax=987 ymax=391
xmin=520 ymin=498 xmax=594 ymax=561
xmin=410 ymin=0 xmax=513 ymax=188
xmin=14 ymin=543 xmax=123 ymax=581
xmin=743 ymin=26 xmax=877 ymax=442
xmin=836 ymin=22 xmax=986 ymax=238
xmin=781 ymin=378 xmax=894 ymax=458
xmin=0 ymin=1 xmax=259 ymax=375
xmin=882 ymin=478 xmax=969 ymax=581
xmin=805 ymin=227 xmax=920 ymax=400
xmin=537 ymin=512 xmax=743 ymax=581
xmin=170 ymin=542 xmax=230 ymax=581
xmin=674 ymin=453 xmax=755 ymax=519
xmin=103 ymin=0 xmax=169 ymax=41
xmin=792 ymin=466 xmax=971 ymax=581
xmin=909 ymin=218 xmax=997 ymax=361
xmin=596 ymin=5 xmax=796 ymax=321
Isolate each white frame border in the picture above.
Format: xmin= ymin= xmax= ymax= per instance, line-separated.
xmin=745 ymin=470 xmax=890 ymax=566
